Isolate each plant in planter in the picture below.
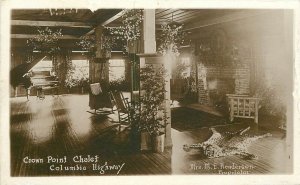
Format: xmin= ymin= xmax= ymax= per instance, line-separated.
xmin=157 ymin=22 xmax=187 ymax=56
xmin=121 ymin=9 xmax=143 ymax=41
xmin=138 ymin=65 xmax=169 ymax=152
xmin=108 ymin=9 xmax=143 ymax=53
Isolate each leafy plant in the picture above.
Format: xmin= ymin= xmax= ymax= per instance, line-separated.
xmin=195 ymin=43 xmax=239 ymax=66
xmin=77 ymin=35 xmax=96 ymax=54
xmin=77 ymin=28 xmax=117 ymax=58
xmin=158 ymin=22 xmax=187 ymax=56
xmin=138 ymin=65 xmax=169 ymax=136
xmin=65 ymin=64 xmax=89 ymax=89
xmin=121 ymin=9 xmax=143 ymax=41
xmin=101 ymin=31 xmax=116 ymax=51
xmin=77 ymin=10 xmax=143 ymax=55
xmin=254 ymin=84 xmax=286 ymax=122
xmin=109 ymin=9 xmax=143 ymax=42
xmin=108 ymin=9 xmax=143 ymax=53
xmin=27 ymin=27 xmax=62 ymax=54
xmin=52 ymin=53 xmax=74 ymax=88
xmin=109 ymin=76 xmax=130 ymax=91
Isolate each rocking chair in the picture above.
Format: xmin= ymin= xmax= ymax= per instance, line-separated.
xmin=88 ymin=82 xmax=114 ymax=115
xmin=109 ymin=91 xmax=134 ymax=131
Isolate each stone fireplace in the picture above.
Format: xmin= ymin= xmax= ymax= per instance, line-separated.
xmin=196 ymin=63 xmax=250 ymax=111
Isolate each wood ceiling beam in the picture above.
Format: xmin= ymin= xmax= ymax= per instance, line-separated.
xmin=84 ymin=29 xmax=95 ymax=36
xmin=11 ymin=20 xmax=92 ymax=28
xmin=11 ymin=34 xmax=79 ymax=40
xmin=84 ymin=10 xmax=125 ymax=36
xmin=183 ymin=10 xmax=270 ymax=31
xmin=101 ymin=10 xmax=125 ymax=26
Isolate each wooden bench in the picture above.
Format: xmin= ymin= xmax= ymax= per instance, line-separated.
xmin=226 ymin=94 xmax=259 ymax=124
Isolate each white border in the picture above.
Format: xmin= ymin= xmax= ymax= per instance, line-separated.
xmin=1 ymin=0 xmax=300 ymax=185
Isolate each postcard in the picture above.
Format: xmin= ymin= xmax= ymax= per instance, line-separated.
xmin=1 ymin=0 xmax=300 ymax=185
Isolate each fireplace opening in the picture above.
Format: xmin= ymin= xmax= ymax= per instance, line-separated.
xmin=207 ymin=77 xmax=235 ymax=112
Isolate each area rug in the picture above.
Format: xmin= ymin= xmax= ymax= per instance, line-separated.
xmin=171 ymin=107 xmax=227 ymax=131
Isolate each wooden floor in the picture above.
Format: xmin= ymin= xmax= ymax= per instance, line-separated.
xmin=171 ymin=124 xmax=291 ymax=174
xmin=10 ymin=95 xmax=171 ymax=176
xmin=10 ymin=94 xmax=291 ymax=176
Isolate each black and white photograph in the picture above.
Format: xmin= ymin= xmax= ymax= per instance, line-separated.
xmin=1 ymin=1 xmax=300 ymax=184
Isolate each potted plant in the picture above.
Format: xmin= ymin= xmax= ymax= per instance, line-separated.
xmin=157 ymin=22 xmax=186 ymax=56
xmin=138 ymin=65 xmax=169 ymax=152
xmin=108 ymin=9 xmax=143 ymax=54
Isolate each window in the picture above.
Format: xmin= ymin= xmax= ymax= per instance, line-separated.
xmin=70 ymin=59 xmax=89 ymax=81
xmin=72 ymin=60 xmax=89 ymax=77
xmin=109 ymin=59 xmax=125 ymax=81
xmin=64 ymin=60 xmax=89 ymax=88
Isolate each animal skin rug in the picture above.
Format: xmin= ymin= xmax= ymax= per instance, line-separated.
xmin=183 ymin=127 xmax=272 ymax=159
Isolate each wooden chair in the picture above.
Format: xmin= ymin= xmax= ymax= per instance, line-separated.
xmin=109 ymin=91 xmax=133 ymax=131
xmin=226 ymin=94 xmax=260 ymax=124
